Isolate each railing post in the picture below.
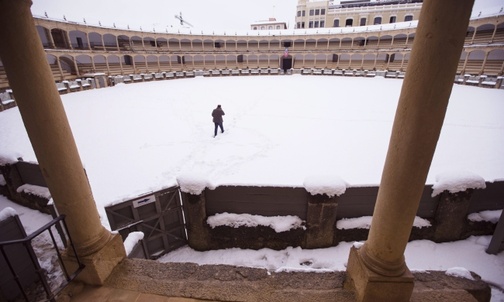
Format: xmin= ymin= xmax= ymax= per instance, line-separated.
xmin=432 ymin=189 xmax=474 ymax=242
xmin=304 ymin=193 xmax=338 ymax=248
xmin=182 ymin=190 xmax=211 ymax=251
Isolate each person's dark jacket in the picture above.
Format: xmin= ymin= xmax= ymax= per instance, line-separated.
xmin=212 ymin=107 xmax=225 ymax=123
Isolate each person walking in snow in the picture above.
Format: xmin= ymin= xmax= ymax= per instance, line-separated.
xmin=212 ymin=104 xmax=225 ymax=137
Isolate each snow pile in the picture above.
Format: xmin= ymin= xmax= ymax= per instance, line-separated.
xmin=0 ymin=174 xmax=6 ymax=186
xmin=445 ymin=267 xmax=475 ymax=280
xmin=16 ymin=184 xmax=52 ymax=199
xmin=337 ymin=216 xmax=431 ymax=229
xmin=353 ymin=241 xmax=365 ymax=249
xmin=303 ymin=175 xmax=347 ymax=197
xmin=123 ymin=231 xmax=145 ymax=256
xmin=0 ymin=206 xmax=17 ymax=222
xmin=432 ymin=171 xmax=486 ymax=197
xmin=468 ymin=210 xmax=502 ymax=224
xmin=177 ymin=173 xmax=212 ymax=195
xmin=207 ymin=212 xmax=305 ymax=233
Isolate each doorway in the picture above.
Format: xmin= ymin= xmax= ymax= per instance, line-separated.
xmin=281 ymin=56 xmax=293 ymax=73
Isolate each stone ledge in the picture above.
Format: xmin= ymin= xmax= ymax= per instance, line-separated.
xmin=96 ymin=258 xmax=490 ymax=302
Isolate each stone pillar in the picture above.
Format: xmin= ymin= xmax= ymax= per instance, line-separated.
xmin=345 ymin=1 xmax=475 ymax=301
xmin=304 ymin=193 xmax=338 ymax=249
xmin=0 ymin=0 xmax=125 ymax=285
xmin=433 ymin=189 xmax=473 ymax=242
xmin=182 ymin=191 xmax=211 ymax=251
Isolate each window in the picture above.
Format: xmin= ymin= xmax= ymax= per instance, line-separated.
xmin=390 ymin=16 xmax=396 ymax=23
xmin=321 ymin=9 xmax=326 ymax=15
xmin=345 ymin=18 xmax=353 ymax=27
xmin=268 ymin=26 xmax=272 ymax=30
xmin=302 ymin=22 xmax=305 ymax=28
xmin=276 ymin=25 xmax=281 ymax=29
xmin=296 ymin=22 xmax=300 ymax=28
xmin=360 ymin=18 xmax=366 ymax=26
xmin=320 ymin=21 xmax=325 ymax=28
xmin=253 ymin=26 xmax=258 ymax=30
xmin=309 ymin=21 xmax=313 ymax=28
xmin=315 ymin=9 xmax=320 ymax=15
xmin=374 ymin=17 xmax=382 ymax=25
xmin=404 ymin=15 xmax=413 ymax=22
xmin=309 ymin=9 xmax=314 ymax=16
xmin=315 ymin=21 xmax=319 ymax=28
xmin=302 ymin=10 xmax=305 ymax=17
xmin=333 ymin=19 xmax=340 ymax=27
xmin=297 ymin=11 xmax=301 ymax=17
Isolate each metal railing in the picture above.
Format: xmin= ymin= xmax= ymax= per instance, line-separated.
xmin=0 ymin=215 xmax=85 ymax=302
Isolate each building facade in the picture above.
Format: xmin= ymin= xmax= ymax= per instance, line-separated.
xmin=251 ymin=18 xmax=288 ymax=31
xmin=295 ymin=0 xmax=423 ymax=29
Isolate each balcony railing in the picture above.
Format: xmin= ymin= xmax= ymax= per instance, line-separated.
xmin=0 ymin=215 xmax=84 ymax=302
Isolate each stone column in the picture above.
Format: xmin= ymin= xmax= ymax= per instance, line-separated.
xmin=345 ymin=1 xmax=474 ymax=301
xmin=0 ymin=0 xmax=125 ymax=285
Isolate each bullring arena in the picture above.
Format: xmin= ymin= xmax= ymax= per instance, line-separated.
xmin=0 ymin=3 xmax=503 ymax=106
xmin=0 ymin=1 xmax=504 ymax=301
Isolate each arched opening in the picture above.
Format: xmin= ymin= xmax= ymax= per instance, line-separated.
xmin=74 ymin=54 xmax=91 ymax=75
xmin=88 ymin=32 xmax=102 ymax=50
xmin=146 ymin=55 xmax=158 ymax=72
xmin=36 ymin=25 xmax=51 ymax=48
xmin=131 ymin=36 xmax=143 ymax=51
xmin=144 ymin=36 xmax=156 ymax=49
xmin=69 ymin=30 xmax=87 ymax=49
xmin=117 ymin=35 xmax=130 ymax=51
xmin=51 ymin=28 xmax=68 ymax=48
xmin=103 ymin=34 xmax=117 ymax=50
xmin=484 ymin=49 xmax=504 ymax=75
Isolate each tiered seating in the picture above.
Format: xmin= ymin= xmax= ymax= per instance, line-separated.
xmin=462 ymin=60 xmax=484 ymax=75
xmin=49 ymin=64 xmax=74 ymax=81
xmin=482 ymin=60 xmax=503 ymax=76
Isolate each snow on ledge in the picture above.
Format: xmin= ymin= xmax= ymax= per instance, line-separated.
xmin=468 ymin=209 xmax=502 ymax=224
xmin=337 ymin=216 xmax=431 ymax=230
xmin=16 ymin=184 xmax=51 ymax=199
xmin=445 ymin=267 xmax=475 ymax=280
xmin=431 ymin=170 xmax=486 ymax=197
xmin=177 ymin=172 xmax=213 ymax=195
xmin=123 ymin=231 xmax=144 ymax=256
xmin=0 ymin=207 xmax=18 ymax=222
xmin=207 ymin=212 xmax=305 ymax=233
xmin=353 ymin=241 xmax=365 ymax=249
xmin=303 ymin=175 xmax=347 ymax=197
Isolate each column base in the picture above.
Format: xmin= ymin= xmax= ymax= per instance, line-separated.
xmin=345 ymin=246 xmax=414 ymax=302
xmin=62 ymin=233 xmax=126 ymax=285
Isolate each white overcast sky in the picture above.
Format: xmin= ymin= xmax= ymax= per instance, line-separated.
xmin=30 ymin=0 xmax=503 ymax=32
